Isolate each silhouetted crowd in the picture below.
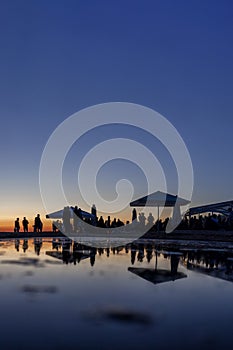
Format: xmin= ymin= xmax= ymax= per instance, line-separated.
xmin=12 ymin=207 xmax=233 ymax=234
xmin=177 ymin=212 xmax=233 ymax=230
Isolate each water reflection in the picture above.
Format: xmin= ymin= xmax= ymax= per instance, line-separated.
xmin=0 ymin=238 xmax=233 ymax=349
xmin=3 ymin=237 xmax=233 ymax=284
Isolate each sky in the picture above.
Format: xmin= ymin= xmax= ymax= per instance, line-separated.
xmin=0 ymin=0 xmax=233 ymax=230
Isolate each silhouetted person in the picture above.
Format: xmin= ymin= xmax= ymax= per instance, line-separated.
xmin=22 ymin=217 xmax=29 ymax=232
xmin=139 ymin=212 xmax=146 ymax=227
xmin=106 ymin=216 xmax=111 ymax=228
xmin=117 ymin=219 xmax=124 ymax=227
xmin=132 ymin=208 xmax=137 ymax=222
xmin=14 ymin=218 xmax=20 ymax=232
xmin=34 ymin=214 xmax=42 ymax=232
xmin=52 ymin=221 xmax=57 ymax=232
xmin=91 ymin=204 xmax=97 ymax=218
xmin=98 ymin=216 xmax=105 ymax=228
xmin=110 ymin=218 xmax=117 ymax=228
xmin=147 ymin=213 xmax=154 ymax=226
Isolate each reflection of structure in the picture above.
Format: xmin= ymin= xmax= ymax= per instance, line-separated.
xmin=128 ymin=251 xmax=187 ymax=284
xmin=130 ymin=191 xmax=190 ymax=231
xmin=183 ymin=250 xmax=233 ymax=283
xmin=46 ymin=240 xmax=96 ymax=265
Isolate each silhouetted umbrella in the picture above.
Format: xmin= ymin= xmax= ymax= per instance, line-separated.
xmin=46 ymin=207 xmax=95 ymax=220
xmin=130 ymin=190 xmax=189 ymax=207
xmin=130 ymin=191 xmax=190 ymax=231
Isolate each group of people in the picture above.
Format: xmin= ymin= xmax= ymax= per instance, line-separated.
xmin=12 ymin=206 xmax=233 ymax=234
xmin=14 ymin=214 xmax=43 ymax=233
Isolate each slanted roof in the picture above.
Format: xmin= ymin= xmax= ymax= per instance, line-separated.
xmin=130 ymin=191 xmax=190 ymax=207
xmin=187 ymin=200 xmax=233 ymax=216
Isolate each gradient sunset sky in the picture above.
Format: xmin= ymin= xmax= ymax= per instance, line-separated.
xmin=0 ymin=0 xmax=233 ymax=230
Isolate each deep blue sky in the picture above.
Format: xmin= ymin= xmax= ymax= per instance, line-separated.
xmin=0 ymin=0 xmax=233 ymax=224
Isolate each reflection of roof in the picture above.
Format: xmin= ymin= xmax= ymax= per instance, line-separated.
xmin=130 ymin=191 xmax=190 ymax=207
xmin=46 ymin=251 xmax=90 ymax=262
xmin=128 ymin=267 xmax=187 ymax=284
xmin=187 ymin=200 xmax=233 ymax=216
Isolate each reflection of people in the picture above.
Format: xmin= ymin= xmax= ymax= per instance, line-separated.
xmin=34 ymin=214 xmax=43 ymax=232
xmin=22 ymin=217 xmax=29 ymax=232
xmin=14 ymin=218 xmax=20 ymax=232
xmin=34 ymin=238 xmax=42 ymax=255
xmin=131 ymin=247 xmax=136 ymax=265
xmin=15 ymin=239 xmax=20 ymax=252
xmin=170 ymin=255 xmax=180 ymax=275
xmin=62 ymin=240 xmax=71 ymax=264
xmin=23 ymin=239 xmax=28 ymax=253
xmin=90 ymin=248 xmax=96 ymax=266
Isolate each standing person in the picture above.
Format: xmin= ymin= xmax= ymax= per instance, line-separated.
xmin=132 ymin=208 xmax=137 ymax=222
xmin=34 ymin=214 xmax=43 ymax=232
xmin=14 ymin=218 xmax=20 ymax=232
xmin=22 ymin=217 xmax=29 ymax=232
xmin=147 ymin=213 xmax=155 ymax=226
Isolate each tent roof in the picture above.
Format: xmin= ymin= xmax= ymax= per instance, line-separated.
xmin=130 ymin=191 xmax=190 ymax=207
xmin=46 ymin=206 xmax=95 ymax=220
xmin=187 ymin=200 xmax=233 ymax=216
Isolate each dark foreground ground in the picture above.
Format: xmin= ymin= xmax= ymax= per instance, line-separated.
xmin=1 ymin=229 xmax=233 ymax=242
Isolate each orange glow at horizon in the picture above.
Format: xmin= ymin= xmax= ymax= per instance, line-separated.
xmin=0 ymin=203 xmax=173 ymax=232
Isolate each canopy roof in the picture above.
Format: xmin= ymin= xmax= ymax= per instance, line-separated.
xmin=130 ymin=191 xmax=190 ymax=207
xmin=187 ymin=200 xmax=233 ymax=217
xmin=46 ymin=207 xmax=95 ymax=220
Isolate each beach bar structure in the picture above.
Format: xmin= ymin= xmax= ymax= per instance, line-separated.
xmin=130 ymin=191 xmax=190 ymax=230
xmin=46 ymin=207 xmax=96 ymax=232
xmin=186 ymin=200 xmax=233 ymax=218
